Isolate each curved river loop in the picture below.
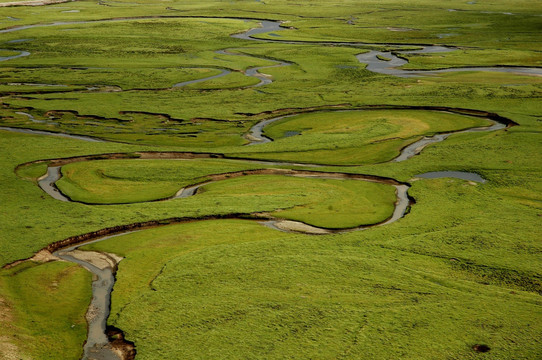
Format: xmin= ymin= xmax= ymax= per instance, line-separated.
xmin=0 ymin=16 xmax=527 ymax=360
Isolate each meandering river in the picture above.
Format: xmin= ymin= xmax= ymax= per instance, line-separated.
xmin=1 ymin=17 xmax=526 ymax=360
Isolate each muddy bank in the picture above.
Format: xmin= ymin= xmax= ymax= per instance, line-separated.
xmin=6 ymin=164 xmax=412 ymax=269
xmin=6 ymin=187 xmax=410 ymax=270
xmin=2 ymin=173 xmax=408 ymax=355
xmin=3 ymin=214 xmax=260 ymax=271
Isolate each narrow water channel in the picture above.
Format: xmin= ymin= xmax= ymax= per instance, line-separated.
xmin=244 ymin=107 xmax=509 ymax=162
xmin=53 ymin=233 xmax=133 ymax=360
xmin=0 ymin=126 xmax=106 ymax=142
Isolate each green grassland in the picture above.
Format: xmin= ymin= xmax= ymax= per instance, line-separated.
xmin=56 ymin=159 xmax=273 ymax=204
xmin=0 ymin=66 xmax=225 ymax=91
xmin=82 ymin=219 xmax=541 ymax=359
xmin=56 ymin=160 xmax=397 ymax=228
xmin=235 ymin=109 xmax=492 ymax=165
xmin=0 ymin=0 xmax=541 ymax=359
xmin=0 ymin=261 xmax=91 ymax=360
xmin=201 ymin=175 xmax=396 ymax=228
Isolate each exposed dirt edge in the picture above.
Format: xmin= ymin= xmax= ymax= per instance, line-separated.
xmin=237 ymin=104 xmax=519 ymax=127
xmin=2 ymin=167 xmax=409 ymax=268
xmin=2 ymin=214 xmax=254 ymax=270
xmin=107 ymin=326 xmax=136 ymax=360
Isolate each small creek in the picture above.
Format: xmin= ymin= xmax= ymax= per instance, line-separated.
xmin=391 ymin=116 xmax=506 ymax=162
xmin=244 ymin=108 xmax=508 ymax=163
xmin=53 ymin=233 xmax=132 ymax=360
xmin=0 ymin=49 xmax=30 ymax=62
xmin=355 ymin=49 xmax=542 ymax=77
xmin=216 ymin=49 xmax=290 ymax=88
xmin=231 ymin=19 xmax=542 ymax=77
xmin=0 ymin=126 xmax=106 ymax=142
xmin=173 ymin=50 xmax=290 ymax=89
xmin=173 ymin=68 xmax=231 ymax=88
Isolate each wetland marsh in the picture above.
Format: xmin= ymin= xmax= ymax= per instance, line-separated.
xmin=0 ymin=1 xmax=541 ymax=359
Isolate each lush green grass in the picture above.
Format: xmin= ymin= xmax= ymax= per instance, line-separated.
xmin=83 ymin=220 xmax=542 ymax=359
xmin=0 ymin=261 xmax=91 ymax=359
xmin=0 ymin=1 xmax=540 ymax=359
xmin=401 ymin=49 xmax=542 ymax=70
xmin=234 ymin=109 xmax=491 ymax=165
xmin=58 ymin=160 xmax=397 ymax=227
xmin=376 ymin=54 xmax=392 ymax=61
xmin=15 ymin=161 xmax=48 ymax=180
xmin=0 ymin=66 xmax=225 ymax=90
xmin=199 ymin=175 xmax=397 ymax=228
xmin=0 ymin=8 xmax=539 ymax=142
xmin=56 ymin=159 xmax=273 ymax=204
xmin=0 ymin=50 xmax=20 ymax=57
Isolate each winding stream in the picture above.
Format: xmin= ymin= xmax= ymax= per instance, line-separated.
xmin=2 ymin=16 xmax=530 ymax=360
xmin=355 ymin=49 xmax=542 ymax=78
xmin=0 ymin=48 xmax=30 ymax=61
xmin=232 ymin=19 xmax=542 ymax=77
xmin=391 ymin=117 xmax=506 ymax=162
xmin=0 ymin=126 xmax=106 ymax=142
xmin=1 ymin=16 xmax=539 ymax=97
xmin=54 ymin=246 xmax=120 ymax=360
xmin=245 ymin=114 xmax=294 ymax=144
xmin=244 ymin=107 xmax=509 ymax=164
xmin=172 ymin=68 xmax=231 ymax=88
xmin=173 ymin=50 xmax=290 ymax=89
xmin=20 ymin=138 xmax=488 ymax=359
xmin=31 ymin=103 xmax=505 ymax=207
xmin=29 ymin=162 xmax=413 ymax=360
xmin=38 ymin=166 xmax=70 ymax=201
xmin=215 ymin=49 xmax=290 ymax=87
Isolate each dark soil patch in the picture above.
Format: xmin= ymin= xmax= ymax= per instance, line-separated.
xmin=472 ymin=344 xmax=491 ymax=353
